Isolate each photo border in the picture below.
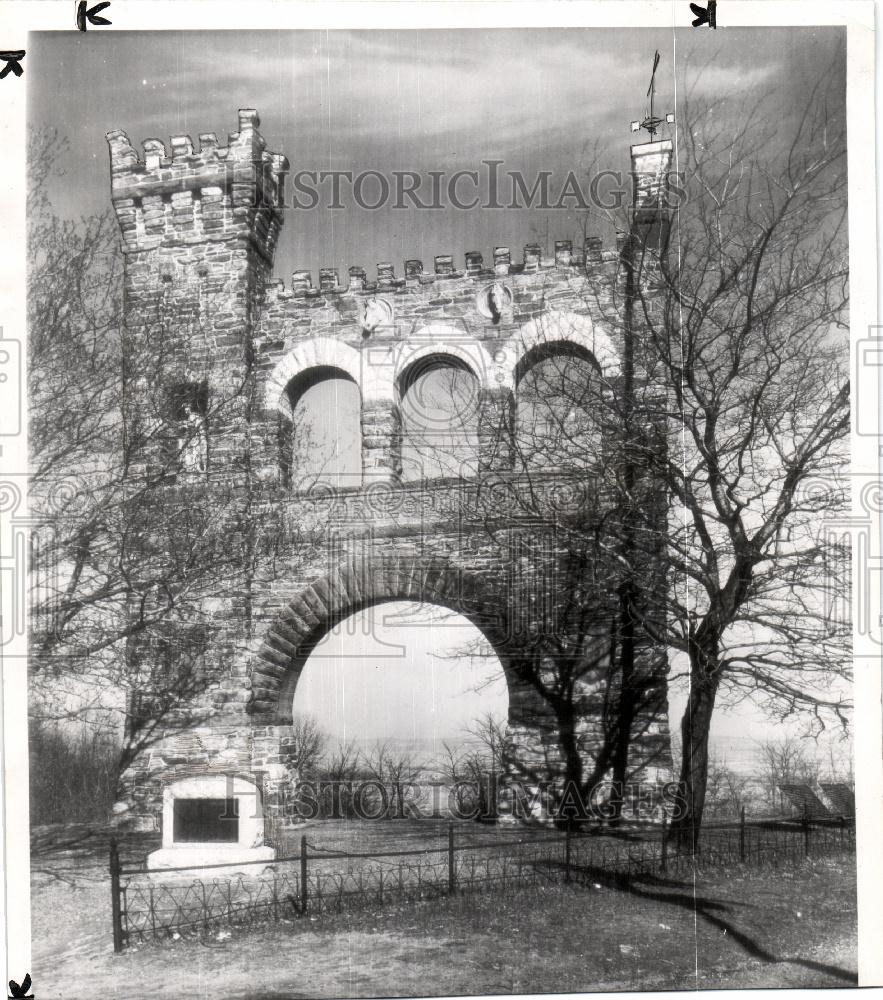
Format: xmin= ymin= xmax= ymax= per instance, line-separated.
xmin=0 ymin=1 xmax=878 ymax=992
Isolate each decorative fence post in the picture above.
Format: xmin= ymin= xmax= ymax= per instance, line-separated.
xmin=660 ymin=814 xmax=668 ymax=873
xmin=448 ymin=823 xmax=456 ymax=895
xmin=149 ymin=886 xmax=157 ymax=940
xmin=109 ymin=837 xmax=124 ymax=953
xmin=739 ymin=806 xmax=746 ymax=862
xmin=802 ymin=803 xmax=811 ymax=857
xmin=300 ymin=835 xmax=309 ymax=914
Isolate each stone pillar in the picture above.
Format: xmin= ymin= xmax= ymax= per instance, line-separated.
xmin=361 ymin=398 xmax=402 ymax=482
xmin=584 ymin=236 xmax=603 ymax=271
xmin=630 ymin=138 xmax=674 ymax=284
xmin=478 ymin=386 xmax=515 ymax=473
xmin=247 ymin=404 xmax=291 ymax=487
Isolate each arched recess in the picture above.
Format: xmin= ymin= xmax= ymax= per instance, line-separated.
xmin=507 ymin=313 xmax=614 ymax=473
xmin=393 ymin=336 xmax=493 ymax=391
xmin=276 ymin=365 xmax=362 ymax=487
xmin=264 ymin=337 xmax=365 ymax=417
xmin=246 ymin=556 xmax=543 ymax=729
xmin=502 ymin=310 xmax=620 ymax=383
xmin=396 ymin=351 xmax=483 ymax=481
xmin=513 ymin=341 xmax=605 ymax=472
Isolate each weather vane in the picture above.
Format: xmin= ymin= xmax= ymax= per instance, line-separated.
xmin=630 ymin=50 xmax=675 ymax=141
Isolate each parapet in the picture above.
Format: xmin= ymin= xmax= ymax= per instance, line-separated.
xmin=263 ymin=237 xmax=615 ymax=303
xmin=106 ymin=109 xmax=289 ymax=265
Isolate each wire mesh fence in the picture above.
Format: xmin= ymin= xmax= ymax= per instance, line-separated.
xmin=111 ymin=814 xmax=855 ymax=950
xmin=120 ymin=871 xmax=301 ymax=943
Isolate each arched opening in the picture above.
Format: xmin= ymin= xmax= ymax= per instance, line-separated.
xmin=281 ymin=365 xmax=361 ymax=489
xmin=398 ymin=355 xmax=481 ymax=482
xmin=291 ymin=600 xmax=509 ymax=754
xmin=514 ymin=342 xmax=602 ymax=471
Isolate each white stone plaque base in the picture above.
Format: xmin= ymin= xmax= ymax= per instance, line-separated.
xmin=147 ymin=844 xmax=276 ymax=871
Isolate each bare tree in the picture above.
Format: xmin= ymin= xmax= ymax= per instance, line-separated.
xmin=435 ymin=721 xmax=508 ymax=821
xmin=823 ymin=738 xmax=854 ymax=786
xmin=488 ymin=65 xmax=852 ymax=842
xmin=27 ymin=127 xmax=325 ymax=793
xmin=462 ymin=713 xmax=514 ymax=821
xmin=436 ymin=740 xmax=475 ymax=816
xmin=29 ymin=717 xmax=120 ymax=824
xmin=415 ymin=63 xmax=851 ymax=844
xmin=321 ymin=740 xmax=361 ymax=782
xmin=27 ymin=127 xmax=222 ymax=772
xmin=285 ymin=714 xmax=328 ymax=780
xmin=315 ymin=740 xmax=362 ymax=818
xmin=621 ymin=69 xmax=851 ymax=846
xmin=755 ymin=736 xmax=816 ymax=814
xmin=362 ymin=742 xmax=424 ymax=819
xmin=703 ymin=755 xmax=750 ymax=820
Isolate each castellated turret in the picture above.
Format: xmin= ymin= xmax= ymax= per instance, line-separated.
xmin=106 ymin=110 xmax=290 ymax=482
xmin=106 ymin=108 xmax=288 ymax=262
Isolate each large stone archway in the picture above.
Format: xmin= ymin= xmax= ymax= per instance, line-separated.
xmin=247 ymin=554 xmax=538 ymax=728
xmin=242 ymin=550 xmax=577 ymax=826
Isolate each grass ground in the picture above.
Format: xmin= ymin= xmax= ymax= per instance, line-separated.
xmin=30 ymin=822 xmax=857 ymax=999
xmin=285 ymin=816 xmax=563 ymax=855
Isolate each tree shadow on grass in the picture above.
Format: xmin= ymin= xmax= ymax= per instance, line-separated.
xmin=565 ymin=861 xmax=857 ymax=985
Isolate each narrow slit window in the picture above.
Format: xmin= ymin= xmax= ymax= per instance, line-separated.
xmin=168 ymin=380 xmax=209 ymax=473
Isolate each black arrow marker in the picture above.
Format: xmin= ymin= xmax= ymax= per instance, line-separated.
xmin=8 ymin=972 xmax=33 ymax=999
xmin=77 ymin=1 xmax=112 ymax=31
xmin=690 ymin=0 xmax=717 ymax=28
xmin=0 ymin=50 xmax=26 ymax=79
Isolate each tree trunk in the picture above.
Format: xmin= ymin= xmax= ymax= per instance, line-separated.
xmin=554 ymin=706 xmax=588 ymax=827
xmin=612 ymin=227 xmax=638 ymax=825
xmin=609 ymin=582 xmax=637 ymax=824
xmin=669 ymin=645 xmax=721 ymax=852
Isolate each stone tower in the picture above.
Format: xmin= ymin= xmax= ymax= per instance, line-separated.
xmin=106 ymin=110 xmax=673 ymax=845
xmin=630 ymin=138 xmax=674 ymax=259
xmin=106 ymin=110 xmax=288 ymax=482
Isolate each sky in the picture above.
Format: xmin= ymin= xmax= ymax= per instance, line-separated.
xmin=29 ymin=26 xmax=845 ymax=280
xmin=291 ymin=598 xmax=851 ymax=772
xmin=293 ymin=602 xmax=508 ymax=744
xmin=26 ymin=26 xmax=850 ymax=768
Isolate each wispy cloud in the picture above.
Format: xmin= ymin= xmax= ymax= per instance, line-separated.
xmin=28 ymin=25 xmax=842 ymax=277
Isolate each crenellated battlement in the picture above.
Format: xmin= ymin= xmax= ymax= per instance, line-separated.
xmin=261 ymin=237 xmax=618 ymax=304
xmin=104 ymin=105 xmax=641 ymax=295
xmin=106 ymin=109 xmax=288 ymax=264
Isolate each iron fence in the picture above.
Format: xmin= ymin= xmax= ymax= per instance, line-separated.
xmin=110 ymin=813 xmax=855 ymax=950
